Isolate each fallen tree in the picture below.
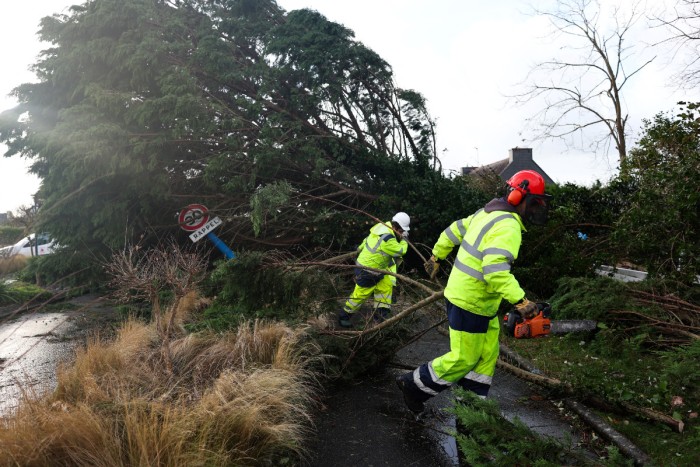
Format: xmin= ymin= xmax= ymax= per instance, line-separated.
xmin=1 ymin=0 xmax=490 ymax=265
xmin=498 ymin=344 xmax=686 ymax=434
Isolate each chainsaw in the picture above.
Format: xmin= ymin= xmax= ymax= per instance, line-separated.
xmin=503 ymin=302 xmax=597 ymax=338
xmin=503 ymin=302 xmax=552 ymax=338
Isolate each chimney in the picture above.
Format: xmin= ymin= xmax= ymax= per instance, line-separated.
xmin=509 ymin=148 xmax=532 ymax=163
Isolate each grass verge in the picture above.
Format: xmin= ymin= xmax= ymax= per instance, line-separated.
xmin=0 ymin=279 xmax=52 ymax=306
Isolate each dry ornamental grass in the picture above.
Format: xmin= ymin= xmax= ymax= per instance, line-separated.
xmin=0 ymin=313 xmax=321 ymax=466
xmin=0 ymin=255 xmax=28 ymax=276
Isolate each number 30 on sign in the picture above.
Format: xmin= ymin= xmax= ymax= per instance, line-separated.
xmin=177 ymin=204 xmax=234 ymax=259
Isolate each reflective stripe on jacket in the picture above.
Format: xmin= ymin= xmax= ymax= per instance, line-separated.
xmin=433 ymin=207 xmax=526 ymax=317
xmin=357 ymin=221 xmax=408 ymax=272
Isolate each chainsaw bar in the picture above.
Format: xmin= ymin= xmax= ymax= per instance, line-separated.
xmin=549 ymin=319 xmax=597 ymax=334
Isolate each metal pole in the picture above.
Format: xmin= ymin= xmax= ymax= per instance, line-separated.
xmin=206 ymin=232 xmax=235 ymax=259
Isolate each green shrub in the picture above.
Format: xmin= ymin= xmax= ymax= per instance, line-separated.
xmin=17 ymin=250 xmax=106 ymax=294
xmin=0 ymin=281 xmax=13 ymax=305
xmin=185 ymin=302 xmax=251 ymax=333
xmin=0 ymin=226 xmax=24 ymax=246
xmin=516 ymin=181 xmax=629 ymax=298
xmin=613 ymin=105 xmax=700 ymax=285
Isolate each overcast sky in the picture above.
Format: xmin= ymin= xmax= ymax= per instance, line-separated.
xmin=1 ymin=0 xmax=698 ymax=213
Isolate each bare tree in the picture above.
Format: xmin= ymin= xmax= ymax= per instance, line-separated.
xmin=10 ymin=205 xmax=38 ymax=231
xmin=652 ymin=0 xmax=700 ymax=87
xmin=513 ymin=0 xmax=654 ymax=165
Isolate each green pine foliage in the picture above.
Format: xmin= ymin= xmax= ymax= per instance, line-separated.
xmin=549 ymin=276 xmax=630 ymax=322
xmin=202 ymin=250 xmax=339 ymax=325
xmin=0 ymin=0 xmax=451 ymax=264
xmin=451 ymin=390 xmax=626 ymax=466
xmin=550 ymin=276 xmax=698 ymax=326
xmin=250 ymin=181 xmax=293 ymax=237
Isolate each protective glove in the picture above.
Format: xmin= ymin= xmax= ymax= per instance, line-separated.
xmin=424 ymin=256 xmax=439 ymax=280
xmin=515 ymin=297 xmax=538 ymax=319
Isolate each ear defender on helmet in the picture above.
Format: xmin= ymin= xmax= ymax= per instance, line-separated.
xmin=506 ymin=184 xmax=525 ymax=205
xmin=506 ymin=179 xmax=530 ymax=206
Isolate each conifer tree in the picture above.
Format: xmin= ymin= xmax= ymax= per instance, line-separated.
xmin=1 ymin=0 xmax=477 ymax=257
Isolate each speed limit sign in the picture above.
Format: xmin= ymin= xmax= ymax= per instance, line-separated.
xmin=178 ymin=204 xmax=210 ymax=232
xmin=177 ymin=203 xmax=234 ymax=259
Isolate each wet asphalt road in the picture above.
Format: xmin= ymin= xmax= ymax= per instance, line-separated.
xmin=0 ymin=295 xmax=121 ymax=416
xmin=0 ymin=311 xmax=76 ymax=415
xmin=306 ymin=325 xmax=582 ymax=467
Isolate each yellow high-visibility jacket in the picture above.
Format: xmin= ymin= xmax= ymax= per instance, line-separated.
xmin=357 ymin=221 xmax=408 ymax=273
xmin=433 ymin=204 xmax=526 ymax=317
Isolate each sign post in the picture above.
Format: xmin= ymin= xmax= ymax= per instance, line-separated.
xmin=178 ymin=204 xmax=235 ymax=259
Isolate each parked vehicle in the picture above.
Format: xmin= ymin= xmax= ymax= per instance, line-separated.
xmin=0 ymin=233 xmax=57 ymax=258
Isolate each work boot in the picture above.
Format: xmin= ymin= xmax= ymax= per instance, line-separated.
xmin=338 ymin=310 xmax=353 ymax=328
xmin=373 ymin=307 xmax=390 ymax=323
xmin=395 ymin=374 xmax=425 ymax=414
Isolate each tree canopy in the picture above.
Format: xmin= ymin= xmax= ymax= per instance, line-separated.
xmin=1 ymin=0 xmax=466 ymax=257
xmin=614 ymin=102 xmax=700 ymax=282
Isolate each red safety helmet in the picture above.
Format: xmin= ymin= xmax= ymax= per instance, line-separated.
xmin=506 ymin=170 xmax=547 ymax=206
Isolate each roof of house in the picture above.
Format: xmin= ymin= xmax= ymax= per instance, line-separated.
xmin=464 ymin=148 xmax=554 ymax=185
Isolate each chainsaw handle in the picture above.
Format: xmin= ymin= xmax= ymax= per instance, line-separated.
xmin=536 ymin=302 xmax=552 ymax=318
xmin=504 ymin=311 xmax=522 ymax=337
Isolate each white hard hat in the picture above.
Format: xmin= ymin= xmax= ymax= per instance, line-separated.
xmin=392 ymin=212 xmax=410 ymax=231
